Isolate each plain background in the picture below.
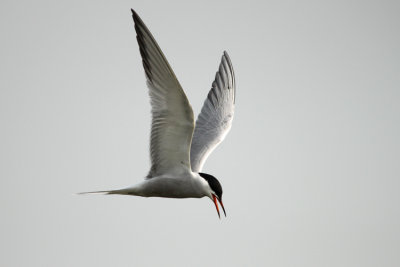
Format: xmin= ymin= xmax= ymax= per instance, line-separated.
xmin=1 ymin=0 xmax=399 ymax=266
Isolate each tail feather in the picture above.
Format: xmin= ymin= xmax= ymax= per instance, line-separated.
xmin=77 ymin=190 xmax=110 ymax=195
xmin=77 ymin=188 xmax=133 ymax=195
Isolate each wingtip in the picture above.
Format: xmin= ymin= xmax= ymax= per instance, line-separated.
xmin=220 ymin=50 xmax=235 ymax=102
xmin=222 ymin=51 xmax=231 ymax=62
xmin=131 ymin=8 xmax=140 ymax=21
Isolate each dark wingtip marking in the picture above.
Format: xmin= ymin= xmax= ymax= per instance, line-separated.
xmin=205 ymin=51 xmax=236 ymax=108
xmin=131 ymin=8 xmax=138 ymax=19
xmin=131 ymin=8 xmax=146 ymax=28
xmin=130 ymin=9 xmax=153 ymax=83
xmin=221 ymin=51 xmax=236 ymax=104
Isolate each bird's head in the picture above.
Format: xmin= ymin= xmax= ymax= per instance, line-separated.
xmin=199 ymin=172 xmax=226 ymax=218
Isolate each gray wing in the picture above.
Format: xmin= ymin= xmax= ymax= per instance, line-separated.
xmin=190 ymin=51 xmax=236 ymax=172
xmin=131 ymin=10 xmax=195 ymax=178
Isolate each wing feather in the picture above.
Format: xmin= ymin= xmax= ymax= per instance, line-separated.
xmin=190 ymin=51 xmax=236 ymax=172
xmin=131 ymin=9 xmax=194 ymax=178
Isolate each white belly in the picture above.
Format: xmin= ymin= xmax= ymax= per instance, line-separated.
xmin=129 ymin=176 xmax=208 ymax=198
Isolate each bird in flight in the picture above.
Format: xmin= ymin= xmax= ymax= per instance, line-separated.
xmin=81 ymin=9 xmax=236 ymax=218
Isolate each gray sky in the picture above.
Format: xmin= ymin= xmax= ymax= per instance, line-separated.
xmin=1 ymin=0 xmax=399 ymax=266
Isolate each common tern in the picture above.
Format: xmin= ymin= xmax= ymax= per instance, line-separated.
xmin=81 ymin=9 xmax=236 ymax=218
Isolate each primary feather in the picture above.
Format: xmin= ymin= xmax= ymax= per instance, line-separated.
xmin=131 ymin=10 xmax=195 ymax=178
xmin=190 ymin=52 xmax=236 ymax=172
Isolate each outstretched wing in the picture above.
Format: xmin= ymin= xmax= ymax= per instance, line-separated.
xmin=131 ymin=9 xmax=195 ymax=178
xmin=190 ymin=51 xmax=236 ymax=172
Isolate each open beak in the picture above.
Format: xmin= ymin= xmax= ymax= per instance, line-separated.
xmin=212 ymin=194 xmax=226 ymax=218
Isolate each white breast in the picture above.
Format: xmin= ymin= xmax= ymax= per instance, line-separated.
xmin=128 ymin=174 xmax=210 ymax=199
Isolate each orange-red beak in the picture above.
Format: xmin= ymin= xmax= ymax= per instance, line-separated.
xmin=212 ymin=194 xmax=226 ymax=218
